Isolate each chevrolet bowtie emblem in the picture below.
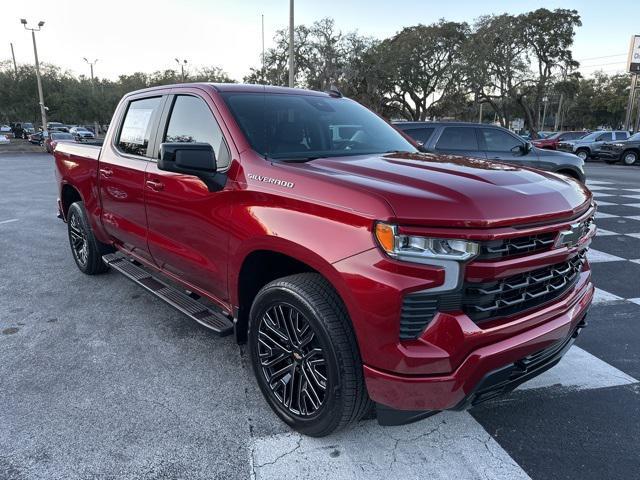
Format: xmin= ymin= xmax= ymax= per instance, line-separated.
xmin=555 ymin=223 xmax=583 ymax=248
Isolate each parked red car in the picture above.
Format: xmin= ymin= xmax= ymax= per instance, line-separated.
xmin=54 ymin=83 xmax=595 ymax=436
xmin=532 ymin=131 xmax=588 ymax=150
xmin=44 ymin=132 xmax=75 ymax=153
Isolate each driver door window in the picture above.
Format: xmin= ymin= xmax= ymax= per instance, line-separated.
xmin=164 ymin=95 xmax=231 ymax=170
xmin=480 ymin=128 xmax=533 ymax=164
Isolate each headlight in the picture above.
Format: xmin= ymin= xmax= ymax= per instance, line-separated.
xmin=374 ymin=222 xmax=479 ymax=263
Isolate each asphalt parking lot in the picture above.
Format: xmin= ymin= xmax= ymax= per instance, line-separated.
xmin=1 ymin=153 xmax=639 ymax=480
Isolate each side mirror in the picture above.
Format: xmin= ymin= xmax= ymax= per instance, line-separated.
xmin=159 ymin=142 xmax=227 ymax=192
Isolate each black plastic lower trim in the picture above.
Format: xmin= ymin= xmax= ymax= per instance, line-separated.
xmin=375 ymin=403 xmax=440 ymax=426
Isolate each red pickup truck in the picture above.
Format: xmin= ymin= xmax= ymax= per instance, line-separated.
xmin=54 ymin=83 xmax=595 ymax=437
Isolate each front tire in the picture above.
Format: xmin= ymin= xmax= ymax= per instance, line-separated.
xmin=622 ymin=150 xmax=638 ymax=166
xmin=248 ymin=273 xmax=371 ymax=437
xmin=67 ymin=202 xmax=111 ymax=275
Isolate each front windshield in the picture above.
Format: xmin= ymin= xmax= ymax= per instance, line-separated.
xmin=221 ymin=92 xmax=417 ymax=160
xmin=628 ymin=132 xmax=640 ymax=142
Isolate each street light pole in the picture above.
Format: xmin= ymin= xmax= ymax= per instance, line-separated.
xmin=261 ymin=14 xmax=265 ymax=83
xmin=10 ymin=43 xmax=18 ymax=75
xmin=541 ymin=96 xmax=549 ymax=131
xmin=21 ymin=19 xmax=47 ymax=132
xmin=288 ymin=0 xmax=294 ymax=87
xmin=83 ymin=58 xmax=98 ymax=91
xmin=175 ymin=58 xmax=187 ymax=82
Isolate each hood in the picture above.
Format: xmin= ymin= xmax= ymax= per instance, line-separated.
xmin=534 ymin=146 xmax=582 ymax=161
xmin=287 ymin=152 xmax=591 ymax=228
xmin=532 ymin=138 xmax=556 ymax=145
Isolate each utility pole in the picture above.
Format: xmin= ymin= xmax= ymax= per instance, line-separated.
xmin=288 ymin=0 xmax=294 ymax=87
xmin=635 ymin=94 xmax=640 ymax=133
xmin=21 ymin=19 xmax=47 ymax=132
xmin=478 ymin=102 xmax=483 ymax=124
xmin=175 ymin=58 xmax=187 ymax=82
xmin=10 ymin=43 xmax=18 ymax=75
xmin=624 ymin=74 xmax=638 ymax=131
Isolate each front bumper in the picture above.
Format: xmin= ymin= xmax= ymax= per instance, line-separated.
xmin=363 ymin=277 xmax=593 ymax=412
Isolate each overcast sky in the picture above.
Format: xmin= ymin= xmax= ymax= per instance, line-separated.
xmin=1 ymin=0 xmax=637 ymax=81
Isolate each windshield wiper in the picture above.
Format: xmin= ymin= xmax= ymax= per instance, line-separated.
xmin=275 ymin=156 xmax=323 ymax=163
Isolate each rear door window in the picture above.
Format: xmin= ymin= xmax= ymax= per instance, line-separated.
xmin=614 ymin=131 xmax=629 ymax=140
xmin=117 ymin=97 xmax=163 ymax=157
xmin=435 ymin=127 xmax=479 ymax=151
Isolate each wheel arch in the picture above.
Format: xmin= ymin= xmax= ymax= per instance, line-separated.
xmin=232 ymin=242 xmax=358 ymax=344
xmin=60 ymin=183 xmax=83 ymax=219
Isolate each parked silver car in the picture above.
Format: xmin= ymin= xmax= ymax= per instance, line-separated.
xmin=557 ymin=130 xmax=630 ymax=160
xmin=69 ymin=126 xmax=96 ymax=141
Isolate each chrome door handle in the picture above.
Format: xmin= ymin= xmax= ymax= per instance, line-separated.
xmin=99 ymin=168 xmax=113 ymax=178
xmin=145 ymin=179 xmax=164 ymax=191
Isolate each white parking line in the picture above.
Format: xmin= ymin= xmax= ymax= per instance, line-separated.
xmin=0 ymin=218 xmax=18 ymax=225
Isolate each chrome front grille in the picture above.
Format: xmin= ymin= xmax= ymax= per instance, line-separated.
xmin=463 ymin=252 xmax=586 ymax=323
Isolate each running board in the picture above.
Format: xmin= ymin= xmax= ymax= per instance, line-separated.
xmin=102 ymin=253 xmax=234 ymax=336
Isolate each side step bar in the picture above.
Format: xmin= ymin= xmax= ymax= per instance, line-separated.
xmin=103 ymin=253 xmax=234 ymax=336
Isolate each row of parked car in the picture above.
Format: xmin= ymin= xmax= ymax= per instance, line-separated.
xmin=527 ymin=129 xmax=638 ymax=165
xmin=1 ymin=121 xmax=99 ymax=142
xmin=395 ymin=122 xmax=639 ymax=170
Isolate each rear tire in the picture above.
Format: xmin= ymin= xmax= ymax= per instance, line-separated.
xmin=622 ymin=150 xmax=638 ymax=166
xmin=67 ymin=202 xmax=112 ymax=275
xmin=248 ymin=273 xmax=372 ymax=437
xmin=576 ymin=149 xmax=589 ymax=161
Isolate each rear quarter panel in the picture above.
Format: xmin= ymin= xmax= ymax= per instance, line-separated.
xmin=54 ymin=143 xmax=110 ymax=243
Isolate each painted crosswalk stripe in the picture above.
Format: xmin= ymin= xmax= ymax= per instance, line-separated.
xmin=593 ymin=287 xmax=624 ymax=304
xmin=587 ymin=249 xmax=625 ymax=263
xmin=251 ymin=412 xmax=531 ymax=480
xmin=518 ymin=346 xmax=637 ymax=391
xmin=250 ymin=345 xmax=637 ymax=480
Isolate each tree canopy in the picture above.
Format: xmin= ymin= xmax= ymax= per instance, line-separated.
xmin=1 ymin=8 xmax=634 ymax=131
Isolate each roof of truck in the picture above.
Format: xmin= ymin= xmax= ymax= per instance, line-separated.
xmin=125 ymin=83 xmax=333 ymax=98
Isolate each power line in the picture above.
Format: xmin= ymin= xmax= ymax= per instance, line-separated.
xmin=579 ymin=61 xmax=627 ymax=69
xmin=576 ymin=53 xmax=627 ymax=62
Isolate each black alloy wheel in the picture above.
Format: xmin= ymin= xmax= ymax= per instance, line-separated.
xmin=248 ymin=273 xmax=372 ymax=437
xmin=66 ymin=202 xmax=111 ymax=274
xmin=257 ymin=303 xmax=328 ymax=416
xmin=68 ymin=208 xmax=89 ymax=268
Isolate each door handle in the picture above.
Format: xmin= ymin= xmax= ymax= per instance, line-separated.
xmin=145 ymin=179 xmax=165 ymax=191
xmin=99 ymin=168 xmax=113 ymax=178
